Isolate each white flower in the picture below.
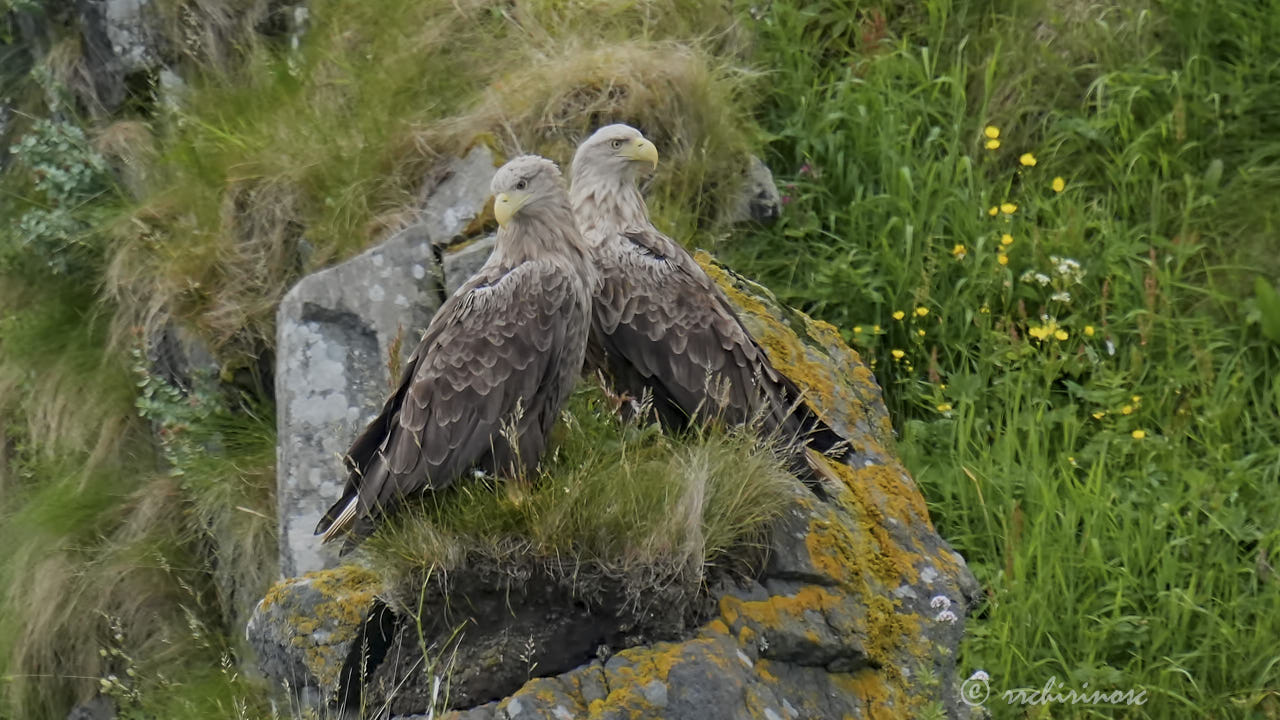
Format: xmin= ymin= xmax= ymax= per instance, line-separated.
xmin=969 ymin=670 xmax=990 ymax=682
xmin=930 ymin=595 xmax=952 ymax=610
xmin=935 ymin=610 xmax=958 ymax=624
xmin=1050 ymin=291 xmax=1072 ymax=303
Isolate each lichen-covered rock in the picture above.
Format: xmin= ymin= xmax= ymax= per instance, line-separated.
xmin=262 ymin=250 xmax=980 ymax=719
xmin=246 ymin=566 xmax=382 ymax=707
xmin=275 ymin=223 xmax=441 ymax=577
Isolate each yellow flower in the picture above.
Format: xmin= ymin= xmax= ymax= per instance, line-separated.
xmin=936 ymin=403 xmax=953 ymax=413
xmin=891 ymin=349 xmax=905 ymax=360
xmin=1132 ymin=429 xmax=1146 ymax=440
xmin=1052 ymin=177 xmax=1066 ymax=193
xmin=1121 ymin=405 xmax=1134 ymax=415
xmin=1028 ymin=325 xmax=1049 ymax=341
xmin=988 ymin=206 xmax=999 ymax=217
xmin=952 ymin=244 xmax=967 ymax=259
xmin=998 ymin=254 xmax=1009 ymax=266
xmin=979 ymin=305 xmax=990 ymax=314
xmin=1000 ymin=203 xmax=1018 ymax=214
xmin=1084 ymin=325 xmax=1095 ymax=337
xmin=1092 ymin=411 xmax=1105 ymax=420
xmin=1019 ymin=153 xmax=1037 ymax=166
xmin=873 ymin=324 xmax=882 ymax=333
xmin=915 ymin=306 xmax=929 ymax=317
xmin=984 ymin=126 xmax=1000 ymax=139
xmin=893 ymin=310 xmax=906 ymax=321
xmin=1001 ymin=233 xmax=1013 ymax=246
xmin=917 ymin=329 xmax=926 ymax=337
xmin=985 ymin=139 xmax=1001 ymax=150
xmin=1054 ymin=329 xmax=1069 ymax=341
xmin=853 ymin=326 xmax=863 ymax=334
xmin=1132 ymin=395 xmax=1142 ymax=404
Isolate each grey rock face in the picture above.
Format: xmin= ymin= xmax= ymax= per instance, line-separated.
xmin=725 ymin=155 xmax=783 ymax=225
xmin=442 ymin=234 xmax=495 ymax=295
xmin=102 ymin=0 xmax=159 ymax=73
xmin=419 ymin=144 xmax=498 ymax=246
xmin=275 ymin=224 xmax=440 ymax=577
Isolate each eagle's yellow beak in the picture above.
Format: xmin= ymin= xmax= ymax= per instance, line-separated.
xmin=620 ymin=138 xmax=659 ymax=170
xmin=494 ymin=191 xmax=531 ymax=228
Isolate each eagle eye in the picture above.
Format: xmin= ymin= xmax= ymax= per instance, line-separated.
xmin=610 ymin=139 xmax=623 ymax=150
xmin=515 ymin=179 xmax=528 ymax=190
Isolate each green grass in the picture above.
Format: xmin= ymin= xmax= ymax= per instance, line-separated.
xmin=362 ymin=383 xmax=795 ymax=608
xmin=727 ymin=0 xmax=1280 ymax=715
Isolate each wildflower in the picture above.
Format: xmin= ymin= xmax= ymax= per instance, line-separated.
xmin=998 ymin=254 xmax=1009 ymax=266
xmin=1054 ymin=329 xmax=1069 ymax=341
xmin=915 ymin=306 xmax=929 ymax=317
xmin=988 ymin=205 xmax=999 ymax=217
xmin=936 ymin=609 xmax=958 ymax=624
xmin=1092 ymin=411 xmax=1105 ymax=419
xmin=1068 ymin=456 xmax=1078 ymax=466
xmin=985 ymin=139 xmax=1001 ymax=150
xmin=952 ymin=244 xmax=967 ymax=259
xmin=917 ymin=329 xmax=926 ymax=337
xmin=931 ymin=595 xmax=953 ymax=609
xmin=891 ymin=349 xmax=905 ymax=360
xmin=873 ymin=324 xmax=882 ymax=333
xmin=936 ymin=403 xmax=953 ymax=413
xmin=1121 ymin=405 xmax=1134 ymax=415
xmin=799 ymin=163 xmax=813 ymax=176
xmin=1132 ymin=395 xmax=1142 ymax=404
xmin=984 ymin=126 xmax=1000 ymax=139
xmin=979 ymin=304 xmax=990 ymax=314
xmin=1001 ymin=233 xmax=1013 ymax=246
xmin=1132 ymin=429 xmax=1146 ymax=440
xmin=970 ymin=670 xmax=990 ymax=683
xmin=1052 ymin=177 xmax=1066 ymax=193
xmin=893 ymin=310 xmax=906 ymax=320
xmin=853 ymin=326 xmax=863 ymax=334
xmin=1051 ymin=291 xmax=1072 ymax=303
xmin=1020 ymin=270 xmax=1052 ymax=287
xmin=1019 ymin=153 xmax=1037 ymax=166
xmin=1084 ymin=325 xmax=1095 ymax=337
xmin=1000 ymin=203 xmax=1018 ymax=215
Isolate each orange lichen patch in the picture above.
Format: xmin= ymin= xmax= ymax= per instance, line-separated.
xmin=832 ymin=668 xmax=922 ymax=720
xmin=589 ymin=639 xmax=735 ymax=716
xmin=261 ymin=565 xmax=381 ymax=689
xmin=703 ymin=618 xmax=730 ymax=635
xmin=720 ymin=585 xmax=843 ymax=632
xmin=754 ymin=660 xmax=780 ymax=684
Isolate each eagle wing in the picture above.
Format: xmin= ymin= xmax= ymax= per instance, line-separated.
xmin=591 ymin=226 xmax=793 ymax=431
xmin=316 ymin=258 xmax=584 ymax=540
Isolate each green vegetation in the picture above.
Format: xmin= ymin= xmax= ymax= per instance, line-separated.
xmin=363 ymin=384 xmax=794 ymax=605
xmin=2 ymin=0 xmax=1277 ymax=717
xmin=727 ymin=0 xmax=1280 ymax=715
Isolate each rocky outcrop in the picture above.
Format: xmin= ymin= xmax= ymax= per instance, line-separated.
xmin=275 ymin=224 xmax=441 ymax=577
xmin=252 ymin=251 xmax=979 ymax=718
xmin=724 ymin=155 xmax=783 ymax=225
xmin=274 ymin=147 xmax=498 ymax=577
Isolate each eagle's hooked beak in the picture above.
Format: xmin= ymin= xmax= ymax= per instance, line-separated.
xmin=620 ymin=137 xmax=659 ymax=171
xmin=494 ymin=191 xmax=531 ymax=228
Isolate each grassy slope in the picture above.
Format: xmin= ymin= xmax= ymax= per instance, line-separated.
xmin=1 ymin=0 xmax=1278 ymax=717
xmin=729 ymin=0 xmax=1280 ymax=716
